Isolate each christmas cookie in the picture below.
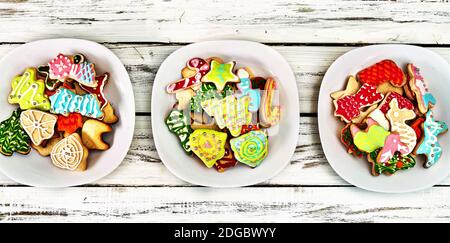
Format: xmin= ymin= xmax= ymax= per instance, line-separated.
xmin=368 ymin=150 xmax=416 ymax=176
xmin=0 ymin=109 xmax=31 ymax=156
xmin=356 ymin=59 xmax=406 ymax=87
xmin=190 ymin=83 xmax=232 ymax=113
xmin=214 ymin=143 xmax=238 ymax=173
xmin=201 ymin=60 xmax=239 ymax=92
xmin=189 ymin=129 xmax=227 ymax=168
xmin=230 ymin=130 xmax=268 ymax=168
xmin=8 ymin=68 xmax=50 ymax=111
xmin=49 ymin=87 xmax=104 ymax=119
xmin=57 ymin=113 xmax=83 ymax=135
xmin=415 ymin=110 xmax=448 ymax=168
xmin=386 ymin=99 xmax=417 ymax=154
xmin=259 ymin=78 xmax=281 ymax=127
xmin=79 ymin=73 xmax=109 ymax=110
xmin=50 ymin=133 xmax=89 ymax=171
xmin=20 ymin=109 xmax=57 ymax=146
xmin=330 ymin=76 xmax=360 ymax=100
xmin=165 ymin=109 xmax=193 ymax=154
xmin=407 ymin=63 xmax=437 ymax=114
xmin=340 ymin=124 xmax=364 ymax=157
xmin=237 ymin=68 xmax=261 ymax=112
xmin=48 ymin=53 xmax=97 ymax=87
xmin=81 ymin=119 xmax=112 ymax=150
xmin=166 ymin=57 xmax=210 ymax=93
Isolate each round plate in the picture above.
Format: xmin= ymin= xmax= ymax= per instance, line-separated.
xmin=319 ymin=44 xmax=450 ymax=193
xmin=0 ymin=38 xmax=135 ymax=187
xmin=152 ymin=40 xmax=299 ymax=187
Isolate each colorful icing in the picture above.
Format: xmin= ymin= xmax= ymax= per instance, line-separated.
xmin=80 ymin=73 xmax=109 ymax=110
xmin=189 ymin=129 xmax=227 ymax=168
xmin=50 ymin=133 xmax=85 ymax=171
xmin=259 ymin=78 xmax=281 ymax=127
xmin=386 ymin=99 xmax=417 ymax=154
xmin=237 ymin=68 xmax=261 ymax=112
xmin=230 ymin=130 xmax=268 ymax=168
xmin=408 ymin=64 xmax=437 ymax=114
xmin=57 ymin=113 xmax=83 ymax=134
xmin=378 ymin=92 xmax=414 ymax=114
xmin=411 ymin=118 xmax=425 ymax=141
xmin=190 ymin=83 xmax=232 ymax=112
xmin=48 ymin=54 xmax=97 ymax=87
xmin=20 ymin=109 xmax=57 ymax=146
xmin=350 ymin=119 xmax=390 ymax=153
xmin=334 ymin=83 xmax=383 ymax=123
xmin=368 ymin=109 xmax=390 ymax=131
xmin=166 ymin=58 xmax=210 ymax=93
xmin=49 ymin=87 xmax=104 ymax=119
xmin=340 ymin=123 xmax=365 ymax=157
xmin=8 ymin=68 xmax=51 ymax=111
xmin=377 ymin=133 xmax=409 ymax=163
xmin=0 ymin=109 xmax=31 ymax=156
xmin=201 ymin=60 xmax=239 ymax=91
xmin=356 ymin=59 xmax=406 ymax=87
xmin=201 ymin=95 xmax=252 ymax=137
xmin=214 ymin=145 xmax=238 ymax=172
xmin=37 ymin=65 xmax=61 ymax=91
xmin=165 ymin=109 xmax=193 ymax=154
xmin=416 ymin=110 xmax=448 ymax=168
xmin=241 ymin=124 xmax=260 ymax=134
xmin=369 ymin=150 xmax=416 ymax=176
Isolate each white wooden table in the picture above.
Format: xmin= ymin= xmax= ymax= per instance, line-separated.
xmin=1 ymin=0 xmax=450 ymax=223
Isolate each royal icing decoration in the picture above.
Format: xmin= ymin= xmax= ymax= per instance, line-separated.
xmin=201 ymin=96 xmax=252 ymax=137
xmin=37 ymin=65 xmax=61 ymax=91
xmin=237 ymin=68 xmax=261 ymax=112
xmin=50 ymin=133 xmax=85 ymax=171
xmin=340 ymin=124 xmax=364 ymax=157
xmin=165 ymin=109 xmax=193 ymax=154
xmin=416 ymin=110 xmax=448 ymax=168
xmin=49 ymin=87 xmax=104 ymax=119
xmin=350 ymin=119 xmax=390 ymax=153
xmin=0 ymin=109 xmax=30 ymax=156
xmin=368 ymin=150 xmax=416 ymax=176
xmin=334 ymin=83 xmax=383 ymax=123
xmin=368 ymin=109 xmax=390 ymax=131
xmin=259 ymin=78 xmax=281 ymax=127
xmin=407 ymin=64 xmax=437 ymax=114
xmin=201 ymin=60 xmax=239 ymax=92
xmin=377 ymin=133 xmax=409 ymax=163
xmin=166 ymin=58 xmax=210 ymax=93
xmin=48 ymin=54 xmax=97 ymax=87
xmin=79 ymin=73 xmax=109 ymax=110
xmin=356 ymin=59 xmax=406 ymax=87
xmin=189 ymin=129 xmax=227 ymax=168
xmin=8 ymin=68 xmax=51 ymax=111
xmin=386 ymin=99 xmax=417 ymax=154
xmin=230 ymin=130 xmax=268 ymax=168
xmin=241 ymin=124 xmax=260 ymax=134
xmin=20 ymin=109 xmax=57 ymax=146
xmin=190 ymin=83 xmax=232 ymax=112
xmin=57 ymin=113 xmax=83 ymax=134
xmin=215 ymin=145 xmax=238 ymax=172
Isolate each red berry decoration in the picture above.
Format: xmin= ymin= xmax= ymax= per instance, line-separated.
xmin=356 ymin=59 xmax=406 ymax=87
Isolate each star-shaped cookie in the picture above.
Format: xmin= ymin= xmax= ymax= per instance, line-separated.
xmin=201 ymin=60 xmax=239 ymax=91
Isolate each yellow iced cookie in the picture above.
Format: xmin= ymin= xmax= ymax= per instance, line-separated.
xmin=189 ymin=129 xmax=227 ymax=168
xmin=8 ymin=68 xmax=50 ymax=111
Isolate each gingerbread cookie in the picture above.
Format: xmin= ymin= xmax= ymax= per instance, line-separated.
xmin=189 ymin=129 xmax=227 ymax=168
xmin=0 ymin=109 xmax=31 ymax=156
xmin=166 ymin=58 xmax=210 ymax=93
xmin=49 ymin=87 xmax=104 ymax=119
xmin=259 ymin=78 xmax=281 ymax=127
xmin=201 ymin=60 xmax=239 ymax=92
xmin=237 ymin=68 xmax=261 ymax=112
xmin=32 ymin=135 xmax=63 ymax=157
xmin=386 ymin=99 xmax=417 ymax=154
xmin=48 ymin=54 xmax=97 ymax=87
xmin=407 ymin=64 xmax=437 ymax=114
xmin=201 ymin=95 xmax=252 ymax=137
xmin=165 ymin=109 xmax=193 ymax=154
xmin=330 ymin=76 xmax=360 ymax=100
xmin=334 ymin=83 xmax=383 ymax=123
xmin=230 ymin=130 xmax=268 ymax=168
xmin=368 ymin=92 xmax=414 ymax=131
xmin=415 ymin=110 xmax=448 ymax=168
xmin=8 ymin=68 xmax=50 ymax=111
xmin=356 ymin=59 xmax=406 ymax=87
xmin=20 ymin=109 xmax=57 ymax=146
xmin=82 ymin=119 xmax=112 ymax=150
xmin=51 ymin=133 xmax=89 ymax=171
xmin=102 ymin=103 xmax=119 ymax=124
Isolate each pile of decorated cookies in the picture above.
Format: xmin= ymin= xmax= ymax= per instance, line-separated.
xmin=332 ymin=60 xmax=448 ymax=176
xmin=165 ymin=57 xmax=280 ymax=172
xmin=0 ymin=53 xmax=118 ymax=171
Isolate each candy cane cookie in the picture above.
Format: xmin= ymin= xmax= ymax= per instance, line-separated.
xmin=259 ymin=78 xmax=281 ymax=127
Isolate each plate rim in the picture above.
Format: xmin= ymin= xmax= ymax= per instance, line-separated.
xmin=318 ymin=44 xmax=450 ymax=193
xmin=0 ymin=38 xmax=136 ymax=187
xmin=151 ymin=40 xmax=299 ymax=187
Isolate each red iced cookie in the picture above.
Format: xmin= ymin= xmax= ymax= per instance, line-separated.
xmin=356 ymin=60 xmax=406 ymax=87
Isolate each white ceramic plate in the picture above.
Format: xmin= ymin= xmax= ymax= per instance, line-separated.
xmin=319 ymin=44 xmax=450 ymax=193
xmin=0 ymin=38 xmax=135 ymax=187
xmin=152 ymin=40 xmax=299 ymax=187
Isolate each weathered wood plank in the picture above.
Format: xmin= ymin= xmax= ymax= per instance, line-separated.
xmin=1 ymin=186 xmax=450 ymax=222
xmin=0 ymin=0 xmax=449 ymax=44
xmin=2 ymin=44 xmax=450 ymax=113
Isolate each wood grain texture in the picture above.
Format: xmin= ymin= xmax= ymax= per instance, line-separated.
xmin=2 ymin=44 xmax=450 ymax=113
xmin=2 ymin=186 xmax=450 ymax=222
xmin=0 ymin=0 xmax=449 ymax=44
